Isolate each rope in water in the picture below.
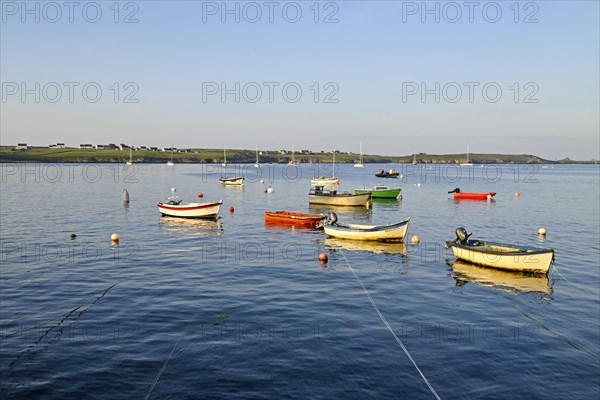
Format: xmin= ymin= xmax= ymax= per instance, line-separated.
xmin=144 ymin=336 xmax=183 ymax=400
xmin=338 ymin=250 xmax=442 ymax=400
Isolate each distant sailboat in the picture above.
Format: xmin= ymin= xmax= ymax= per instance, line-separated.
xmin=222 ymin=147 xmax=227 ymax=167
xmin=354 ymin=142 xmax=364 ymax=168
xmin=288 ymin=144 xmax=298 ymax=166
xmin=461 ymin=145 xmax=473 ymax=166
xmin=166 ymin=145 xmax=174 ymax=166
xmin=254 ymin=145 xmax=260 ymax=168
xmin=126 ymin=147 xmax=133 ymax=166
xmin=311 ymin=150 xmax=339 ymax=186
xmin=412 ymin=153 xmax=418 ymax=165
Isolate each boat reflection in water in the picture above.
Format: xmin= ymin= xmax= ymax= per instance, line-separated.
xmin=158 ymin=217 xmax=224 ymax=237
xmin=308 ymin=204 xmax=373 ymax=222
xmin=325 ymin=238 xmax=407 ymax=255
xmin=451 ymin=260 xmax=552 ymax=295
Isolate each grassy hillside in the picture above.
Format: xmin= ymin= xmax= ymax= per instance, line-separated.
xmin=0 ymin=146 xmax=595 ymax=164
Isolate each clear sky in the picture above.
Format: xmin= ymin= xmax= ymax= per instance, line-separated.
xmin=1 ymin=0 xmax=599 ymax=160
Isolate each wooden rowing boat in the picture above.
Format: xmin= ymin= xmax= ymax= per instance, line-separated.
xmin=354 ymin=185 xmax=401 ymax=199
xmin=446 ymin=228 xmax=554 ymax=274
xmin=323 ymin=216 xmax=410 ymax=242
xmin=219 ymin=177 xmax=244 ymax=186
xmin=448 ymin=188 xmax=495 ymax=200
xmin=309 ymin=187 xmax=372 ymax=207
xmin=375 ymin=169 xmax=400 ymax=178
xmin=264 ymin=211 xmax=324 ymax=228
xmin=158 ymin=198 xmax=223 ymax=219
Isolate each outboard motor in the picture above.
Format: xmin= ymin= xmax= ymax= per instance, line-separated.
xmin=328 ymin=212 xmax=338 ymax=226
xmin=448 ymin=188 xmax=461 ymax=194
xmin=455 ymin=227 xmax=471 ymax=244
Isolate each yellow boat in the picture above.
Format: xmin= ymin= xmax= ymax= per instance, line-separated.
xmin=446 ymin=228 xmax=554 ymax=274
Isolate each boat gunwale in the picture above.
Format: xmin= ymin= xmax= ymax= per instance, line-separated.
xmin=447 ymin=239 xmax=554 ymax=256
xmin=330 ymin=218 xmax=411 ymax=233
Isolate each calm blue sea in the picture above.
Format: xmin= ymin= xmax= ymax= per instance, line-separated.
xmin=1 ymin=162 xmax=599 ymax=399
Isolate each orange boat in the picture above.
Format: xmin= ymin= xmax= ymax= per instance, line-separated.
xmin=449 ymin=188 xmax=496 ymax=200
xmin=264 ymin=211 xmax=324 ymax=228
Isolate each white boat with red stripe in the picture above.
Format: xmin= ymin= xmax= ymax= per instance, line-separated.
xmin=158 ymin=199 xmax=223 ymax=219
xmin=158 ymin=189 xmax=223 ymax=219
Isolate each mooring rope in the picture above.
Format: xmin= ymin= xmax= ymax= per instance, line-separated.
xmin=338 ymin=250 xmax=442 ymax=400
xmin=144 ymin=336 xmax=183 ymax=400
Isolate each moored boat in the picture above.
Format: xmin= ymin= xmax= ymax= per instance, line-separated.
xmin=322 ymin=214 xmax=410 ymax=242
xmin=264 ymin=211 xmax=324 ymax=228
xmin=311 ymin=150 xmax=338 ymax=186
xmin=309 ymin=186 xmax=372 ymax=207
xmin=219 ymin=177 xmax=244 ymax=186
xmin=445 ymin=228 xmax=554 ymax=274
xmin=310 ymin=176 xmax=339 ymax=186
xmin=354 ymin=185 xmax=401 ymax=199
xmin=448 ymin=188 xmax=495 ymax=200
xmin=158 ymin=196 xmax=223 ymax=219
xmin=375 ymin=169 xmax=400 ymax=178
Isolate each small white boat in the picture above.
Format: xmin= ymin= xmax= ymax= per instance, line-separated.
xmin=222 ymin=147 xmax=227 ymax=167
xmin=311 ymin=150 xmax=339 ymax=185
xmin=287 ymin=144 xmax=298 ymax=166
xmin=446 ymin=228 xmax=555 ymax=274
xmin=254 ymin=145 xmax=260 ymax=168
xmin=166 ymin=145 xmax=174 ymax=166
xmin=158 ymin=197 xmax=223 ymax=219
xmin=322 ymin=213 xmax=410 ymax=242
xmin=219 ymin=177 xmax=244 ymax=186
xmin=354 ymin=142 xmax=364 ymax=168
xmin=126 ymin=147 xmax=133 ymax=166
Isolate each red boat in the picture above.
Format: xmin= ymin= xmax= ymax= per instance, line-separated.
xmin=264 ymin=211 xmax=324 ymax=228
xmin=449 ymin=188 xmax=496 ymax=200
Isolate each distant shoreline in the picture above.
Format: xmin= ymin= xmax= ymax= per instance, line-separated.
xmin=0 ymin=146 xmax=597 ymax=164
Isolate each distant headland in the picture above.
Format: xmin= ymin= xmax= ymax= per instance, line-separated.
xmin=0 ymin=145 xmax=597 ymax=164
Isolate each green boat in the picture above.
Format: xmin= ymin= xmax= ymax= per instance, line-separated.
xmin=354 ymin=185 xmax=401 ymax=199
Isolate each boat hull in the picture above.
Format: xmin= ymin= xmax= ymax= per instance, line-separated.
xmin=158 ymin=201 xmax=223 ymax=219
xmin=264 ymin=211 xmax=324 ymax=228
xmin=309 ymin=192 xmax=371 ymax=207
xmin=454 ymin=192 xmax=496 ymax=200
xmin=219 ymin=177 xmax=244 ymax=186
xmin=324 ymin=218 xmax=410 ymax=242
xmin=354 ymin=187 xmax=401 ymax=198
xmin=447 ymin=240 xmax=554 ymax=274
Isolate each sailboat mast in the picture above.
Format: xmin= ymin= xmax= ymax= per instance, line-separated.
xmin=333 ymin=150 xmax=336 ymax=178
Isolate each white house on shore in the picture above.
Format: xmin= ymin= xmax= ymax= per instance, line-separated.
xmin=15 ymin=143 xmax=28 ymax=150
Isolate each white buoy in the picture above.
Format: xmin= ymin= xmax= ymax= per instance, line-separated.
xmin=411 ymin=235 xmax=420 ymax=244
xmin=538 ymin=228 xmax=547 ymax=236
xmin=171 ymin=187 xmax=176 ymax=193
xmin=260 ymin=180 xmax=265 ymax=184
xmin=267 ymin=187 xmax=274 ymax=194
xmin=111 ymin=233 xmax=120 ymax=243
xmin=122 ymin=189 xmax=130 ymax=203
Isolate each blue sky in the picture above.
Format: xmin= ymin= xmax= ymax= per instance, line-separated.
xmin=1 ymin=0 xmax=599 ymax=160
